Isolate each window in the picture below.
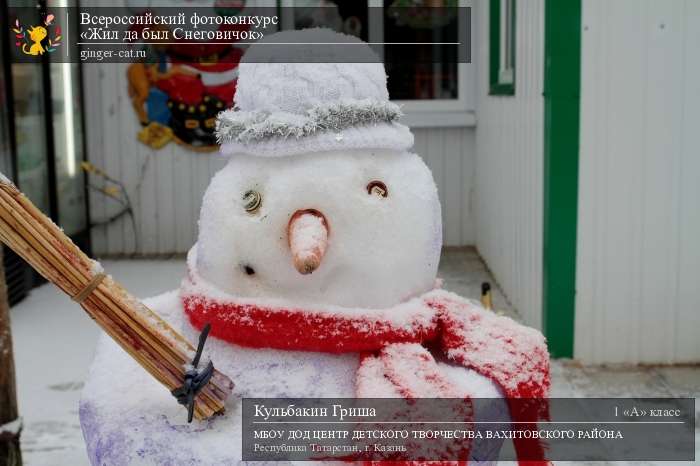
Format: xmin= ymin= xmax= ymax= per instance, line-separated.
xmin=279 ymin=0 xmax=474 ymax=126
xmin=2 ymin=0 xmax=90 ymax=243
xmin=381 ymin=0 xmax=460 ymax=102
xmin=489 ymin=0 xmax=516 ymax=95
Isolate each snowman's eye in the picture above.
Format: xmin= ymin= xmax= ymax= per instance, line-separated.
xmin=366 ymin=181 xmax=388 ymax=198
xmin=243 ymin=190 xmax=262 ymax=213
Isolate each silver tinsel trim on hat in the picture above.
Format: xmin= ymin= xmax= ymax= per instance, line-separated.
xmin=216 ymin=99 xmax=403 ymax=144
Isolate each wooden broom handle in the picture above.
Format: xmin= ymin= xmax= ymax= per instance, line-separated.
xmin=0 ymin=175 xmax=233 ymax=420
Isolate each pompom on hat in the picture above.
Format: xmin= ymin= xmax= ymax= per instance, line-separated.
xmin=215 ymin=28 xmax=414 ymax=157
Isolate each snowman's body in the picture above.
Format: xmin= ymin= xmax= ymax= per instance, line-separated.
xmin=79 ymin=149 xmax=509 ymax=465
xmin=80 ymin=294 xmax=508 ymax=466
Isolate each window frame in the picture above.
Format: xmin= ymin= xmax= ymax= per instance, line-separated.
xmin=489 ymin=0 xmax=516 ymax=96
xmin=278 ymin=0 xmax=475 ymax=127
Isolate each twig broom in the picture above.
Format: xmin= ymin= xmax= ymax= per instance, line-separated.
xmin=0 ymin=175 xmax=233 ymax=420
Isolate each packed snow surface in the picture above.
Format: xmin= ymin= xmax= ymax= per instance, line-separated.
xmin=80 ymin=291 xmax=507 ymax=466
xmin=289 ymin=212 xmax=326 ymax=257
xmin=183 ymin=247 xmax=436 ymax=330
xmin=196 ymin=149 xmax=442 ymax=309
xmin=0 ymin=417 xmax=22 ymax=435
xmin=288 ymin=211 xmax=327 ymax=273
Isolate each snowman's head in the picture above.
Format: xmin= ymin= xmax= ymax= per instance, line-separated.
xmin=197 ymin=29 xmax=443 ymax=308
xmin=195 ymin=149 xmax=441 ymax=309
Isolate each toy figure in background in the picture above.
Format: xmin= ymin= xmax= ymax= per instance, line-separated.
xmin=125 ymin=7 xmax=245 ymax=151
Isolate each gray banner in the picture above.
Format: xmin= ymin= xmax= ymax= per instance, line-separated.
xmin=241 ymin=398 xmax=695 ymax=461
xmin=7 ymin=7 xmax=471 ymax=64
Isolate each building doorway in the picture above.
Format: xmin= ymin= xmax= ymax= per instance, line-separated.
xmin=0 ymin=0 xmax=90 ymax=303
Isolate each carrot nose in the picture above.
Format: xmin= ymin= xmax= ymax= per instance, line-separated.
xmin=287 ymin=209 xmax=329 ymax=275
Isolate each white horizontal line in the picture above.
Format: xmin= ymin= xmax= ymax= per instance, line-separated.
xmin=252 ymin=421 xmax=685 ymax=424
xmin=76 ymin=42 xmax=461 ymax=45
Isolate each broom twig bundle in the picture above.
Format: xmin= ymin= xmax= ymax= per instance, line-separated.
xmin=0 ymin=175 xmax=233 ymax=420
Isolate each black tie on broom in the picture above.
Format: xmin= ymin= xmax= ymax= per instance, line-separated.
xmin=172 ymin=323 xmax=216 ymax=423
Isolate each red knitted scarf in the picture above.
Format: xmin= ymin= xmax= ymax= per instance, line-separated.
xmin=181 ymin=265 xmax=551 ymax=465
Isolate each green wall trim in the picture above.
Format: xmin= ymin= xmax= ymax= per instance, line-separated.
xmin=489 ymin=0 xmax=516 ymax=96
xmin=542 ymin=0 xmax=581 ymax=358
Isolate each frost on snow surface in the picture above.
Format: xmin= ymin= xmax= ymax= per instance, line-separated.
xmin=195 ymin=149 xmax=442 ymax=310
xmin=289 ymin=212 xmax=326 ymax=258
xmin=89 ymin=259 xmax=104 ymax=276
xmin=0 ymin=417 xmax=22 ymax=435
xmin=79 ymin=289 xmax=508 ymax=466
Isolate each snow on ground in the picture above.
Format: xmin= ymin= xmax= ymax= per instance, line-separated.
xmin=8 ymin=249 xmax=700 ymax=465
xmin=10 ymin=259 xmax=187 ymax=466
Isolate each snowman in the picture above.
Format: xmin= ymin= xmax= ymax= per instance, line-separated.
xmin=80 ymin=29 xmax=550 ymax=465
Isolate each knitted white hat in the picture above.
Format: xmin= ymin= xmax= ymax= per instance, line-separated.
xmin=216 ymin=28 xmax=414 ymax=157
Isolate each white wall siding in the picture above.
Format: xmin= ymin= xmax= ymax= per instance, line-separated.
xmin=576 ymin=0 xmax=700 ymax=364
xmin=414 ymin=128 xmax=476 ymax=247
xmin=84 ymin=63 xmax=476 ymax=255
xmin=84 ymin=63 xmax=226 ymax=256
xmin=474 ymin=0 xmax=545 ymax=329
